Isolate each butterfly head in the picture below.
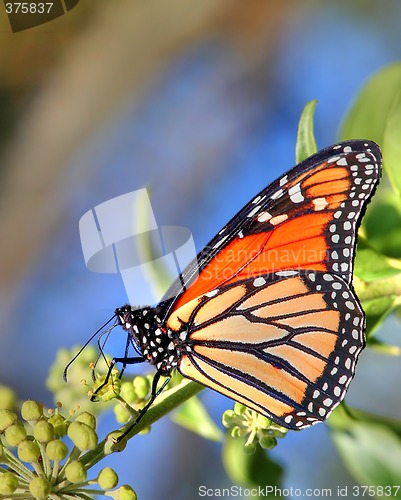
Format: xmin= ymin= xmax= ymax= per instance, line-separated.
xmin=115 ymin=304 xmax=178 ymax=375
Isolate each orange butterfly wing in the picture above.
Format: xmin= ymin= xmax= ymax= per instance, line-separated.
xmin=162 ymin=140 xmax=381 ymax=315
xmin=167 ymin=270 xmax=365 ymax=429
xmin=151 ymin=140 xmax=382 ymax=428
xmin=108 ymin=140 xmax=381 ymax=434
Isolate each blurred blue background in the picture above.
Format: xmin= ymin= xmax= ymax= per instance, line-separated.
xmin=1 ymin=1 xmax=401 ymax=498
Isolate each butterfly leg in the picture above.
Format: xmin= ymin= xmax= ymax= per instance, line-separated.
xmin=115 ymin=372 xmax=171 ymax=442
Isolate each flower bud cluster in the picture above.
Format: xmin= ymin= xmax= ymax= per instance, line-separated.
xmin=222 ymin=403 xmax=287 ymax=453
xmin=0 ymin=389 xmax=137 ymax=499
xmin=47 ymin=346 xmax=114 ymax=415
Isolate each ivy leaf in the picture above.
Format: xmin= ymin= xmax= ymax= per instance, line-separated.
xmin=383 ymin=89 xmax=401 ymax=197
xmin=354 ymin=247 xmax=401 ymax=282
xmin=363 ymin=295 xmax=400 ymax=338
xmin=331 ymin=422 xmax=401 ymax=493
xmin=172 ymin=396 xmax=223 ymax=442
xmin=296 ymin=100 xmax=318 ymax=163
xmin=363 ymin=193 xmax=401 ymax=260
xmin=340 ymin=62 xmax=401 ymax=145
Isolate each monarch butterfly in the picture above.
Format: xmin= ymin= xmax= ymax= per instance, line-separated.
xmin=86 ymin=140 xmax=382 ymax=433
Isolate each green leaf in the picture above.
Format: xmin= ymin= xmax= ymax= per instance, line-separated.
xmin=345 ymin=406 xmax=401 ymax=439
xmin=363 ymin=193 xmax=401 ymax=259
xmin=331 ymin=422 xmax=401 ymax=492
xmin=363 ymin=295 xmax=400 ymax=338
xmin=296 ymin=100 xmax=318 ymax=163
xmin=354 ymin=248 xmax=401 ymax=282
xmin=171 ymin=396 xmax=223 ymax=442
xmin=340 ymin=62 xmax=401 ymax=145
xmin=329 ymin=403 xmax=401 ymax=437
xmin=353 ymin=271 xmax=401 ymax=337
xmin=383 ymin=90 xmax=401 ymax=197
xmin=222 ymin=435 xmax=283 ymax=492
xmin=365 ymin=337 xmax=401 ymax=356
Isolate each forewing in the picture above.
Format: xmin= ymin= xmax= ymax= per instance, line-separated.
xmin=162 ymin=140 xmax=381 ymax=315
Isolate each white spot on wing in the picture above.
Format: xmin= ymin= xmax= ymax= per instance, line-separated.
xmin=328 ymin=155 xmax=341 ymax=163
xmin=257 ymin=211 xmax=272 ymax=223
xmin=213 ymin=235 xmax=228 ymax=249
xmin=253 ymin=277 xmax=266 ymax=287
xmin=313 ymin=197 xmax=328 ymax=211
xmin=275 ymin=270 xmax=298 ymax=277
xmin=288 ymin=183 xmax=304 ymax=203
xmin=247 ymin=205 xmax=262 ymax=218
xmin=270 ymin=214 xmax=288 ymax=225
xmin=271 ymin=189 xmax=284 ymax=200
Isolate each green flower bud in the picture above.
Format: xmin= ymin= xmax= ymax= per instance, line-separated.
xmin=223 ymin=404 xmax=285 ymax=451
xmin=0 ymin=471 xmax=18 ymax=494
xmin=0 ymin=385 xmax=16 ymax=410
xmin=65 ymin=460 xmax=87 ymax=483
xmin=106 ymin=484 xmax=137 ymax=500
xmin=5 ymin=422 xmax=27 ymax=446
xmin=221 ymin=410 xmax=235 ymax=428
xmin=271 ymin=426 xmax=287 ymax=438
xmin=98 ymin=467 xmax=118 ymax=489
xmin=47 ymin=412 xmax=68 ymax=438
xmin=17 ymin=439 xmax=40 ymax=463
xmin=92 ymin=374 xmax=121 ymax=402
xmin=67 ymin=421 xmax=98 ymax=450
xmin=120 ymin=382 xmax=136 ymax=404
xmin=46 ymin=439 xmax=68 ymax=461
xmin=132 ymin=376 xmax=150 ymax=401
xmin=33 ymin=420 xmax=55 ymax=443
xmin=75 ymin=411 xmax=96 ymax=430
xmin=230 ymin=426 xmax=243 ymax=439
xmin=256 ymin=414 xmax=271 ymax=429
xmin=21 ymin=401 xmax=43 ymax=422
xmin=114 ymin=405 xmax=131 ymax=424
xmin=233 ymin=402 xmax=247 ymax=416
xmin=29 ymin=475 xmax=51 ymax=499
xmin=0 ymin=409 xmax=18 ymax=431
xmin=259 ymin=435 xmax=277 ymax=450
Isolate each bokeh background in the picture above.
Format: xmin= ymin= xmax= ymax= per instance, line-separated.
xmin=1 ymin=1 xmax=401 ymax=498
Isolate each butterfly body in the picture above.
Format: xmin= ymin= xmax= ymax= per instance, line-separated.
xmin=115 ymin=140 xmax=382 ymax=430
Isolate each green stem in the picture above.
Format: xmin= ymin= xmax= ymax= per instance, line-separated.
xmin=1 ymin=446 xmax=35 ymax=481
xmin=80 ymin=379 xmax=204 ymax=468
xmin=328 ymin=402 xmax=401 ymax=437
xmin=355 ymin=272 xmax=401 ymax=302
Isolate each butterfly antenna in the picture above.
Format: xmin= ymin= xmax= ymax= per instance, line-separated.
xmin=90 ymin=325 xmax=116 ymax=382
xmin=63 ymin=314 xmax=117 ymax=382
